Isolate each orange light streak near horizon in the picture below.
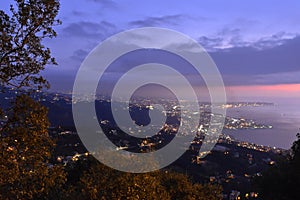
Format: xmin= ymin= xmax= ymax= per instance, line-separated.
xmin=227 ymin=84 xmax=300 ymax=97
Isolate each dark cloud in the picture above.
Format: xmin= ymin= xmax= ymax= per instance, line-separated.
xmin=65 ymin=32 xmax=300 ymax=87
xmin=62 ymin=21 xmax=117 ymax=39
xmin=196 ymin=31 xmax=300 ymax=85
xmin=60 ymin=19 xmax=300 ymax=88
xmin=198 ymin=36 xmax=224 ymax=51
xmin=70 ymin=49 xmax=89 ymax=62
xmin=198 ymin=28 xmax=248 ymax=51
xmin=129 ymin=15 xmax=186 ymax=27
xmin=251 ymin=32 xmax=292 ymax=50
xmin=198 ymin=30 xmax=298 ymax=52
xmin=68 ymin=36 xmax=300 ymax=87
xmin=212 ymin=35 xmax=300 ymax=74
xmin=219 ymin=28 xmax=245 ymax=47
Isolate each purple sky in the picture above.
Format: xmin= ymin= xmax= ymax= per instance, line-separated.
xmin=1 ymin=0 xmax=300 ymax=98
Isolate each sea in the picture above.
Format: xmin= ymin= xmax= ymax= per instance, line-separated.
xmin=223 ymin=98 xmax=300 ymax=149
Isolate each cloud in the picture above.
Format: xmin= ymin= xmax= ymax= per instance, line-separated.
xmin=200 ymin=35 xmax=300 ymax=86
xmin=198 ymin=28 xmax=247 ymax=51
xmin=251 ymin=32 xmax=297 ymax=50
xmin=198 ymin=36 xmax=225 ymax=51
xmin=70 ymin=49 xmax=89 ymax=62
xmin=212 ymin=35 xmax=300 ymax=76
xmin=62 ymin=21 xmax=117 ymax=39
xmin=65 ymin=30 xmax=300 ymax=87
xmin=198 ymin=30 xmax=298 ymax=52
xmin=57 ymin=16 xmax=300 ymax=89
xmin=129 ymin=15 xmax=186 ymax=27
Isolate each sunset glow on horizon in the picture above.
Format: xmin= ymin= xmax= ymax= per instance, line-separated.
xmin=227 ymin=84 xmax=300 ymax=98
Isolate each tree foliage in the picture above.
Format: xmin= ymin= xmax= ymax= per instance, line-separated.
xmin=0 ymin=1 xmax=64 ymax=199
xmin=254 ymin=133 xmax=300 ymax=200
xmin=0 ymin=0 xmax=61 ymax=89
xmin=0 ymin=95 xmax=65 ymax=199
xmin=61 ymin=156 xmax=223 ymax=200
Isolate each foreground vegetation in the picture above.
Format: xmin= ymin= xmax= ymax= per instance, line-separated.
xmin=1 ymin=1 xmax=299 ymax=199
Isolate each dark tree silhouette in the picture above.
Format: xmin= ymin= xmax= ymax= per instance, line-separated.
xmin=254 ymin=132 xmax=300 ymax=200
xmin=0 ymin=0 xmax=61 ymax=89
xmin=61 ymin=156 xmax=223 ymax=200
xmin=0 ymin=1 xmax=65 ymax=199
xmin=0 ymin=95 xmax=66 ymax=199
